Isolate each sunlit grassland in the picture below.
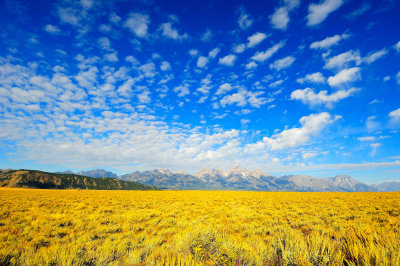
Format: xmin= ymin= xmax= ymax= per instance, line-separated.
xmin=1 ymin=188 xmax=400 ymax=265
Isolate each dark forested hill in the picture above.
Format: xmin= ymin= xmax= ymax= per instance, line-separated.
xmin=0 ymin=169 xmax=157 ymax=190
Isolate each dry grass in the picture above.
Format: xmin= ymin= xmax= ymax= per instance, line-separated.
xmin=0 ymin=188 xmax=400 ymax=265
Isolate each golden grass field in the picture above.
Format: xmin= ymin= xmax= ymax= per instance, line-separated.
xmin=1 ymin=188 xmax=400 ymax=265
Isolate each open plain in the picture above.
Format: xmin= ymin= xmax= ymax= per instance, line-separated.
xmin=1 ymin=188 xmax=400 ymax=265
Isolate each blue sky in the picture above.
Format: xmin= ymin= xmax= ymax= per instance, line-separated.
xmin=0 ymin=0 xmax=400 ymax=183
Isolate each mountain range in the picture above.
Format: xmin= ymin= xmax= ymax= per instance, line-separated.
xmin=2 ymin=167 xmax=399 ymax=192
xmin=118 ymin=166 xmax=399 ymax=192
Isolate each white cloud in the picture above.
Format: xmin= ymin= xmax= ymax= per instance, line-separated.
xmin=208 ymin=48 xmax=220 ymax=58
xmin=44 ymin=24 xmax=61 ymax=34
xmin=302 ymin=152 xmax=318 ymax=159
xmin=251 ymin=41 xmax=285 ymax=62
xmin=389 ymin=107 xmax=400 ymax=119
xmin=270 ymin=0 xmax=300 ymax=30
xmin=189 ymin=49 xmax=198 ymax=56
xmin=173 ymin=85 xmax=190 ymax=97
xmin=358 ymin=136 xmax=376 ymax=141
xmin=310 ymin=33 xmax=349 ymax=49
xmin=395 ymin=41 xmax=400 ymax=52
xmin=291 ymin=87 xmax=359 ymax=107
xmin=98 ymin=37 xmax=110 ymax=50
xmin=324 ymin=50 xmax=361 ymax=69
xmin=346 ymin=3 xmax=371 ymax=20
xmin=307 ymin=0 xmax=344 ymax=26
xmin=58 ymin=7 xmax=79 ymax=26
xmin=139 ymin=62 xmax=156 ymax=77
xmin=397 ymin=72 xmax=400 ymax=85
xmin=138 ymin=90 xmax=151 ymax=104
xmin=270 ymin=7 xmax=289 ymax=30
xmin=216 ymin=83 xmax=233 ymax=95
xmin=284 ymin=0 xmax=301 ymax=9
xmin=219 ymin=89 xmax=267 ymax=108
xmin=160 ymin=22 xmax=188 ymax=40
xmin=196 ymin=48 xmax=220 ymax=68
xmin=104 ymin=52 xmax=119 ymax=62
xmin=247 ymin=32 xmax=267 ymax=48
xmin=160 ymin=61 xmax=171 ymax=71
xmin=269 ymin=80 xmax=284 ymax=88
xmin=109 ymin=13 xmax=121 ymax=24
xmin=245 ymin=61 xmax=258 ymax=69
xmin=197 ymin=56 xmax=208 ymax=68
xmin=370 ymin=143 xmax=381 ymax=157
xmin=297 ymin=72 xmax=326 ymax=84
xmin=269 ymin=56 xmax=295 ymax=71
xmin=327 ymin=67 xmax=361 ymax=87
xmin=238 ymin=7 xmax=253 ymax=30
xmin=220 ymin=90 xmax=247 ymax=107
xmin=363 ymin=49 xmax=388 ymax=64
xmin=124 ymin=13 xmax=150 ymax=38
xmin=233 ymin=44 xmax=246 ymax=53
xmin=201 ymin=29 xmax=213 ymax=42
xmin=218 ymin=54 xmax=237 ymax=66
xmin=256 ymin=112 xmax=337 ymax=151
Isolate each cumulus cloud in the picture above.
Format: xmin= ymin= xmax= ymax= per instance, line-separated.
xmin=124 ymin=13 xmax=150 ymax=38
xmin=251 ymin=41 xmax=285 ymax=62
xmin=173 ymin=85 xmax=190 ymax=97
xmin=189 ymin=49 xmax=198 ymax=56
xmin=159 ymin=22 xmax=188 ymax=40
xmin=160 ymin=61 xmax=171 ymax=71
xmin=216 ymin=83 xmax=233 ymax=95
xmin=218 ymin=54 xmax=237 ymax=66
xmin=196 ymin=48 xmax=220 ymax=69
xmin=327 ymin=67 xmax=361 ymax=87
xmin=324 ymin=50 xmax=361 ymax=69
xmin=208 ymin=48 xmax=220 ymax=58
xmin=307 ymin=0 xmax=344 ymax=26
xmin=220 ymin=90 xmax=247 ymax=107
xmin=238 ymin=7 xmax=254 ymax=30
xmin=249 ymin=112 xmax=337 ymax=151
xmin=219 ymin=89 xmax=268 ymax=108
xmin=247 ymin=32 xmax=268 ymax=48
xmin=310 ymin=33 xmax=349 ymax=49
xmin=363 ymin=49 xmax=388 ymax=64
xmin=297 ymin=72 xmax=326 ymax=84
xmin=388 ymin=107 xmax=400 ymax=127
xmin=245 ymin=61 xmax=258 ymax=69
xmin=98 ymin=37 xmax=110 ymax=50
xmin=139 ymin=62 xmax=156 ymax=77
xmin=389 ymin=107 xmax=400 ymax=119
xmin=197 ymin=56 xmax=208 ymax=68
xmin=104 ymin=52 xmax=118 ymax=62
xmin=233 ymin=43 xmax=246 ymax=53
xmin=270 ymin=7 xmax=289 ymax=30
xmin=45 ymin=24 xmax=61 ymax=34
xmin=270 ymin=0 xmax=300 ymax=30
xmin=291 ymin=87 xmax=359 ymax=108
xmin=269 ymin=56 xmax=295 ymax=71
xmin=395 ymin=41 xmax=400 ymax=52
